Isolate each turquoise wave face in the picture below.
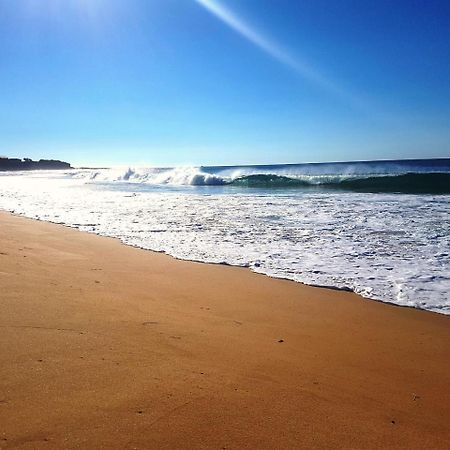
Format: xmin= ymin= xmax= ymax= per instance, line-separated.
xmin=229 ymin=173 xmax=450 ymax=194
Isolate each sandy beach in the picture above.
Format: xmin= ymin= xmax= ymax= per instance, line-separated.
xmin=0 ymin=211 xmax=449 ymax=449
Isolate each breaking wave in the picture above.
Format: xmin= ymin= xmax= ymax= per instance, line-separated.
xmin=74 ymin=159 xmax=450 ymax=194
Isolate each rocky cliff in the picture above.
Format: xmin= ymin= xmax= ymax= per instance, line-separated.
xmin=0 ymin=158 xmax=72 ymax=171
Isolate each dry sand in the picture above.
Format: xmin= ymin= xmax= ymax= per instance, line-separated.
xmin=0 ymin=211 xmax=449 ymax=449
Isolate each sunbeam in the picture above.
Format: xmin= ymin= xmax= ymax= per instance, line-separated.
xmin=194 ymin=0 xmax=370 ymax=112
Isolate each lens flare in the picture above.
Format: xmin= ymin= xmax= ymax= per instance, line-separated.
xmin=194 ymin=0 xmax=369 ymax=112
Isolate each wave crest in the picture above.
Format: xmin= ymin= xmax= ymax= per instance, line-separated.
xmin=71 ymin=165 xmax=450 ymax=194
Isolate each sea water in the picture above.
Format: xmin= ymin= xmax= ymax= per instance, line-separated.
xmin=0 ymin=158 xmax=449 ymax=314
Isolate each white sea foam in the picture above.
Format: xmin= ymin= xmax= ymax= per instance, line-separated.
xmin=0 ymin=168 xmax=449 ymax=314
xmin=78 ymin=166 xmax=229 ymax=185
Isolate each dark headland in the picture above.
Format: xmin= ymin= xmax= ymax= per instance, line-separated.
xmin=0 ymin=157 xmax=71 ymax=171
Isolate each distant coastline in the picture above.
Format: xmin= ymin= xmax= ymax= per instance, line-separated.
xmin=0 ymin=157 xmax=71 ymax=171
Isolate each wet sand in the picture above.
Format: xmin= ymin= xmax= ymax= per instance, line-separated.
xmin=0 ymin=211 xmax=449 ymax=449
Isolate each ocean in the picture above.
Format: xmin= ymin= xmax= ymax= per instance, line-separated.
xmin=1 ymin=158 xmax=449 ymax=314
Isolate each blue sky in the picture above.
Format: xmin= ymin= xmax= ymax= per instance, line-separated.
xmin=0 ymin=0 xmax=449 ymax=166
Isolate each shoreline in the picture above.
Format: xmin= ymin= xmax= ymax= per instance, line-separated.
xmin=3 ymin=209 xmax=445 ymax=317
xmin=1 ymin=211 xmax=449 ymax=449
